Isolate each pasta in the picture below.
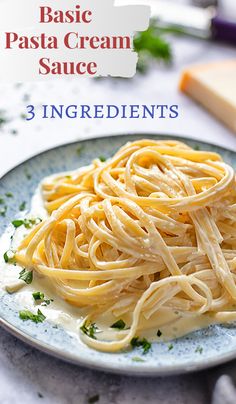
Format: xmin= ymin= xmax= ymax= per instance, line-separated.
xmin=15 ymin=139 xmax=236 ymax=352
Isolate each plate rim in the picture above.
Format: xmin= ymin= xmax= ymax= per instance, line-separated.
xmin=0 ymin=132 xmax=235 ymax=182
xmin=0 ymin=132 xmax=236 ymax=376
xmin=1 ymin=314 xmax=236 ymax=377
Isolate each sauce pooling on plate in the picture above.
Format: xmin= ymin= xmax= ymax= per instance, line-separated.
xmin=1 ymin=139 xmax=236 ymax=353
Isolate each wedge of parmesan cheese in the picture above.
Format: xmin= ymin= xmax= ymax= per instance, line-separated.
xmin=179 ymin=60 xmax=236 ymax=133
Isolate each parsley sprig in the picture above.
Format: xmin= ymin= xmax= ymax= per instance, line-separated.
xmin=19 ymin=309 xmax=46 ymax=323
xmin=12 ymin=217 xmax=42 ymax=229
xmin=19 ymin=268 xmax=33 ymax=284
xmin=3 ymin=249 xmax=15 ymax=264
xmin=19 ymin=201 xmax=26 ymax=211
xmin=131 ymin=337 xmax=152 ymax=354
xmin=80 ymin=322 xmax=97 ymax=339
xmin=134 ymin=19 xmax=172 ymax=73
xmin=32 ymin=291 xmax=45 ymax=301
xmin=32 ymin=291 xmax=53 ymax=306
xmin=195 ymin=346 xmax=203 ymax=354
xmin=111 ymin=319 xmax=126 ymax=330
xmin=0 ymin=205 xmax=7 ymax=217
xmin=99 ymin=156 xmax=106 ymax=162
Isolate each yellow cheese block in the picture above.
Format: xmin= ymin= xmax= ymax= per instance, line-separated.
xmin=180 ymin=60 xmax=236 ymax=133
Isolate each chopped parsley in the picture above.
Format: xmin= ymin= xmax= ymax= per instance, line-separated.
xmin=195 ymin=346 xmax=203 ymax=354
xmin=42 ymin=299 xmax=53 ymax=306
xmin=134 ymin=19 xmax=172 ymax=73
xmin=12 ymin=219 xmax=24 ymax=228
xmin=32 ymin=292 xmax=53 ymax=306
xmin=3 ymin=249 xmax=15 ymax=263
xmin=19 ymin=309 xmax=45 ymax=323
xmin=5 ymin=192 xmax=13 ymax=198
xmin=76 ymin=145 xmax=84 ymax=156
xmin=19 ymin=201 xmax=26 ymax=211
xmin=111 ymin=319 xmax=126 ymax=330
xmin=132 ymin=356 xmax=145 ymax=362
xmin=19 ymin=268 xmax=33 ymax=284
xmin=0 ymin=206 xmax=7 ymax=217
xmin=88 ymin=394 xmax=100 ymax=404
xmin=99 ymin=156 xmax=106 ymax=162
xmin=0 ymin=110 xmax=8 ymax=129
xmin=194 ymin=145 xmax=200 ymax=151
xmin=24 ymin=169 xmax=32 ymax=180
xmin=168 ymin=344 xmax=173 ymax=351
xmin=80 ymin=322 xmax=97 ymax=339
xmin=0 ymin=198 xmax=4 ymax=204
xmin=130 ymin=337 xmax=152 ymax=354
xmin=32 ymin=291 xmax=45 ymax=301
xmin=157 ymin=329 xmax=162 ymax=337
xmin=12 ymin=217 xmax=41 ymax=229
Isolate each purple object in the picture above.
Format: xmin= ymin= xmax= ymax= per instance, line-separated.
xmin=211 ymin=16 xmax=236 ymax=44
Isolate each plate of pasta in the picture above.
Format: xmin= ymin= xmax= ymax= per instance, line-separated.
xmin=0 ymin=133 xmax=236 ymax=376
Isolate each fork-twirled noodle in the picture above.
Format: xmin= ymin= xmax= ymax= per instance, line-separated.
xmin=15 ymin=139 xmax=236 ymax=352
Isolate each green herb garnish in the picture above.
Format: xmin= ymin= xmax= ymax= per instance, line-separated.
xmin=19 ymin=201 xmax=26 ymax=211
xmin=99 ymin=156 xmax=106 ymax=162
xmin=0 ymin=110 xmax=8 ymax=129
xmin=131 ymin=337 xmax=151 ymax=354
xmin=19 ymin=268 xmax=33 ymax=284
xmin=12 ymin=219 xmax=24 ymax=228
xmin=12 ymin=217 xmax=42 ymax=229
xmin=3 ymin=250 xmax=15 ymax=263
xmin=195 ymin=346 xmax=203 ymax=354
xmin=0 ymin=206 xmax=7 ymax=217
xmin=24 ymin=169 xmax=32 ymax=180
xmin=134 ymin=19 xmax=172 ymax=73
xmin=168 ymin=344 xmax=173 ymax=351
xmin=76 ymin=145 xmax=84 ymax=156
xmin=32 ymin=291 xmax=45 ymax=301
xmin=42 ymin=299 xmax=53 ymax=306
xmin=3 ymin=251 xmax=9 ymax=263
xmin=111 ymin=319 xmax=126 ymax=330
xmin=132 ymin=356 xmax=145 ymax=362
xmin=5 ymin=192 xmax=13 ymax=198
xmin=194 ymin=145 xmax=200 ymax=151
xmin=32 ymin=292 xmax=53 ymax=306
xmin=88 ymin=394 xmax=100 ymax=404
xmin=19 ymin=309 xmax=45 ymax=323
xmin=80 ymin=323 xmax=97 ymax=339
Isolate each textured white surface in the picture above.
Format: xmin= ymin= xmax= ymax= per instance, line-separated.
xmin=0 ymin=30 xmax=236 ymax=404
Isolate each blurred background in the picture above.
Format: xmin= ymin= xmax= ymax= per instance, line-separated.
xmin=0 ymin=0 xmax=235 ymax=179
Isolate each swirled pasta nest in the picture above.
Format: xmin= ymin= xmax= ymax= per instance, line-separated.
xmin=16 ymin=139 xmax=236 ymax=352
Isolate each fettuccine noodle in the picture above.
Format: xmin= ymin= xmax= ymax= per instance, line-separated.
xmin=15 ymin=139 xmax=236 ymax=352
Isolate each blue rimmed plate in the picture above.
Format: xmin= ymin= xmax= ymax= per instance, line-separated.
xmin=0 ymin=133 xmax=235 ymax=376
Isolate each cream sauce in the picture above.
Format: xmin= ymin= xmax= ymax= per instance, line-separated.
xmin=0 ymin=178 xmax=234 ymax=347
